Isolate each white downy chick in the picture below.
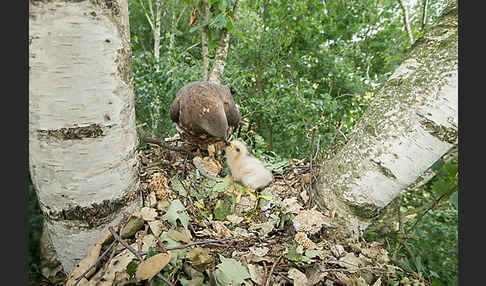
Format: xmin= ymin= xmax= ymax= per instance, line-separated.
xmin=225 ymin=140 xmax=273 ymax=190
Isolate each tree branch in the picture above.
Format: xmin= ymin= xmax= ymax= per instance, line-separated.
xmin=407 ymin=184 xmax=457 ymax=234
xmin=108 ymin=227 xmax=175 ymax=286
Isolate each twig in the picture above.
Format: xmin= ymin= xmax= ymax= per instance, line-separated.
xmin=140 ymin=238 xmax=234 ymax=256
xmin=95 ymin=240 xmax=119 ymax=285
xmin=262 ymin=261 xmax=268 ymax=286
xmin=182 ymin=152 xmax=189 ymax=178
xmin=264 ymin=255 xmax=282 ymax=286
xmin=330 ymin=121 xmax=343 ymax=147
xmin=74 ymin=240 xmax=117 ymax=286
xmin=407 ymin=184 xmax=457 ymax=234
xmin=307 ymin=126 xmax=318 ymax=208
xmin=108 ymin=227 xmax=175 ymax=286
xmin=319 ymin=266 xmax=385 ymax=273
xmin=312 ymin=136 xmax=321 ymax=161
xmin=142 ymin=137 xmax=192 ymax=153
xmin=326 ymin=275 xmax=346 ymax=285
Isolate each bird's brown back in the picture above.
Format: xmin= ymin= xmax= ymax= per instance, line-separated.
xmin=170 ymin=82 xmax=240 ymax=139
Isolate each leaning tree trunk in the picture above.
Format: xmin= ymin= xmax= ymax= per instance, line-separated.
xmin=316 ymin=0 xmax=457 ymax=236
xmin=29 ymin=0 xmax=140 ymax=272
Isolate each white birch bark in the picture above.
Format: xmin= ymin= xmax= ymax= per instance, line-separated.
xmin=201 ymin=0 xmax=210 ymax=81
xmin=399 ymin=0 xmax=415 ymax=44
xmin=29 ymin=0 xmax=140 ymax=272
xmin=140 ymin=0 xmax=162 ymax=69
xmin=208 ymin=0 xmax=239 ymax=84
xmin=208 ymin=29 xmax=230 ymax=84
xmin=316 ymin=0 xmax=457 ymax=236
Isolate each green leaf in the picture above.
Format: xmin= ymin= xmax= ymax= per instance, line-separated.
xmin=284 ymin=244 xmax=303 ymax=262
xmin=449 ymin=190 xmax=458 ymax=208
xmin=213 ymin=195 xmax=235 ymax=221
xmin=146 ymin=247 xmax=158 ymax=259
xmin=170 ymin=175 xmax=186 ymax=196
xmin=214 ymin=255 xmax=250 ymax=286
xmin=125 ymin=260 xmax=139 ymax=279
xmin=219 ymin=0 xmax=227 ymax=12
xmin=162 ymin=200 xmax=190 ymax=229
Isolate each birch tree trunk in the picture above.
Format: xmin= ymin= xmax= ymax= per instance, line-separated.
xmin=208 ymin=0 xmax=239 ymax=84
xmin=29 ymin=0 xmax=140 ymax=272
xmin=140 ymin=0 xmax=162 ymax=70
xmin=398 ymin=0 xmax=415 ymax=44
xmin=316 ymin=0 xmax=457 ymax=236
xmin=169 ymin=7 xmax=186 ymax=50
xmin=201 ymin=0 xmax=210 ymax=81
xmin=420 ymin=0 xmax=429 ymax=31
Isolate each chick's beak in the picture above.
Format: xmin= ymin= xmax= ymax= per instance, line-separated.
xmin=223 ymin=135 xmax=231 ymax=146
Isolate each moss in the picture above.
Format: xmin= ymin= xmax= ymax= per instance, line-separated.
xmin=46 ymin=190 xmax=139 ymax=228
xmin=419 ymin=116 xmax=458 ymax=144
xmin=37 ymin=123 xmax=107 ymax=140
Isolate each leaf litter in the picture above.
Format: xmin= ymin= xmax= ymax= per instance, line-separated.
xmin=62 ymin=142 xmax=408 ymax=286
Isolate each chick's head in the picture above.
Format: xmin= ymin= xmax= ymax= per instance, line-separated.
xmin=225 ymin=140 xmax=248 ymax=160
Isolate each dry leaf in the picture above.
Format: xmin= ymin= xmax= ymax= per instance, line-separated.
xmin=293 ymin=209 xmax=332 ymax=234
xmin=135 ymin=253 xmax=171 ymax=281
xmin=141 ymin=234 xmax=157 ymax=252
xmin=294 ymin=232 xmax=317 ymax=250
xmin=288 ymin=268 xmax=308 ymax=286
xmin=226 ymin=214 xmax=244 ymax=224
xmin=148 ymin=220 xmax=163 ymax=237
xmin=139 ymin=207 xmax=158 ymax=221
xmin=168 ymin=229 xmax=191 ymax=243
xmin=89 ymin=245 xmax=137 ymax=286
xmin=212 ymin=221 xmax=232 ymax=238
xmin=65 ymin=230 xmax=113 ymax=286
xmin=189 ymin=8 xmax=198 ymax=26
xmin=145 ymin=191 xmax=157 ymax=208
xmin=247 ymin=264 xmax=264 ymax=285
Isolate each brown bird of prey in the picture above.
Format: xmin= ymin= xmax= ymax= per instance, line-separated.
xmin=170 ymin=81 xmax=240 ymax=148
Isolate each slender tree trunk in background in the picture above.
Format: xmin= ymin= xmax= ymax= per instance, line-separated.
xmin=208 ymin=0 xmax=239 ymax=84
xmin=140 ymin=0 xmax=162 ymax=70
xmin=421 ymin=0 xmax=429 ymax=31
xmin=153 ymin=1 xmax=162 ymax=68
xmin=316 ymin=0 xmax=457 ymax=236
xmin=398 ymin=0 xmax=414 ymax=44
xmin=29 ymin=0 xmax=140 ymax=272
xmin=250 ymin=0 xmax=272 ymax=150
xmin=169 ymin=7 xmax=186 ymax=50
xmin=201 ymin=0 xmax=210 ymax=81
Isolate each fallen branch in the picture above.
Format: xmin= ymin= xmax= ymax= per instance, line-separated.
xmin=142 ymin=137 xmax=192 ymax=154
xmin=108 ymin=227 xmax=175 ymax=286
xmin=73 ymin=240 xmax=117 ymax=286
xmin=307 ymin=126 xmax=318 ymax=208
xmin=263 ymin=255 xmax=282 ymax=286
xmin=140 ymin=238 xmax=234 ymax=256
xmin=95 ymin=240 xmax=119 ymax=284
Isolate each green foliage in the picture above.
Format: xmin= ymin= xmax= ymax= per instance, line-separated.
xmin=162 ymin=200 xmax=190 ymax=229
xmin=132 ymin=50 xmax=201 ymax=138
xmin=28 ymin=176 xmax=44 ymax=283
xmin=125 ymin=260 xmax=139 ymax=279
xmin=214 ymin=255 xmax=251 ymax=286
xmin=129 ymin=0 xmax=449 ymax=158
xmin=367 ymin=155 xmax=458 ymax=286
